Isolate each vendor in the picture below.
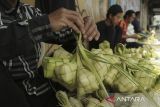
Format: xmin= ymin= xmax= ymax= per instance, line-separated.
xmin=89 ymin=4 xmax=123 ymax=50
xmin=0 ymin=0 xmax=100 ymax=107
xmin=132 ymin=11 xmax=141 ymax=33
xmin=119 ymin=10 xmax=139 ymax=43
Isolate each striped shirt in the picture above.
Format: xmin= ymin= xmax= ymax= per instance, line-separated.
xmin=0 ymin=2 xmax=73 ymax=96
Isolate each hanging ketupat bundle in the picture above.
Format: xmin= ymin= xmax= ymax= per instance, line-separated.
xmin=75 ymin=33 xmax=109 ymax=98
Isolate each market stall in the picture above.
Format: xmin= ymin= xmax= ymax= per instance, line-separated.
xmin=4 ymin=0 xmax=160 ymax=107
xmin=43 ymin=33 xmax=160 ymax=107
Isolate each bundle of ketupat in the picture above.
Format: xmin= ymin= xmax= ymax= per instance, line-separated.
xmin=43 ymin=34 xmax=109 ymax=99
xmin=123 ymin=44 xmax=158 ymax=59
xmin=43 ymin=33 xmax=160 ymax=107
xmin=113 ymin=43 xmax=159 ymax=91
xmin=112 ymin=59 xmax=158 ymax=93
xmin=91 ymin=42 xmax=159 ymax=107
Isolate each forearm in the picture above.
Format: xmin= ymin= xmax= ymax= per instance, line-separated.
xmin=28 ymin=15 xmax=74 ymax=44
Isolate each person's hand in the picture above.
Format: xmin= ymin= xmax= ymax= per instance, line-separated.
xmin=131 ymin=34 xmax=142 ymax=39
xmin=48 ymin=8 xmax=85 ymax=34
xmin=83 ymin=16 xmax=100 ymax=41
xmin=48 ymin=8 xmax=100 ymax=41
xmin=136 ymin=34 xmax=143 ymax=39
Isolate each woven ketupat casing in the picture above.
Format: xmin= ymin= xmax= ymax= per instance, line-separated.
xmin=43 ymin=57 xmax=69 ymax=79
xmin=114 ymin=73 xmax=138 ymax=93
xmin=55 ymin=62 xmax=77 ymax=91
xmin=135 ymin=71 xmax=157 ymax=90
xmin=77 ymin=68 xmax=99 ymax=97
xmin=104 ymin=66 xmax=119 ymax=86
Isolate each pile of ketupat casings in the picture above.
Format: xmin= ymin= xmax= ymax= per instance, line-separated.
xmin=42 ymin=33 xmax=160 ymax=107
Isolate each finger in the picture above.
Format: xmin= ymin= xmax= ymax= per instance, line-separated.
xmin=66 ymin=14 xmax=85 ymax=34
xmin=88 ymin=30 xmax=97 ymax=41
xmin=85 ymin=23 xmax=97 ymax=37
xmin=87 ymin=29 xmax=100 ymax=41
xmin=84 ymin=16 xmax=92 ymax=31
xmin=62 ymin=18 xmax=80 ymax=33
xmin=64 ymin=9 xmax=84 ymax=24
xmin=95 ymin=32 xmax=100 ymax=41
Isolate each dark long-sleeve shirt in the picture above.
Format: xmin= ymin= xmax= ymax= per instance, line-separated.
xmin=0 ymin=2 xmax=74 ymax=96
xmin=132 ymin=19 xmax=141 ymax=33
xmin=89 ymin=20 xmax=122 ymax=50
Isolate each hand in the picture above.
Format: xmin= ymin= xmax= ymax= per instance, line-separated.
xmin=132 ymin=34 xmax=142 ymax=39
xmin=83 ymin=16 xmax=100 ymax=41
xmin=136 ymin=34 xmax=143 ymax=39
xmin=48 ymin=8 xmax=85 ymax=34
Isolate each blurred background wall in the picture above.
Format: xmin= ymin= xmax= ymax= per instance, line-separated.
xmin=21 ymin=0 xmax=35 ymax=5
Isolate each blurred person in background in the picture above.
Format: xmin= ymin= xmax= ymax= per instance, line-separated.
xmin=89 ymin=4 xmax=123 ymax=50
xmin=119 ymin=10 xmax=139 ymax=43
xmin=119 ymin=10 xmax=142 ymax=48
xmin=132 ymin=11 xmax=142 ymax=33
